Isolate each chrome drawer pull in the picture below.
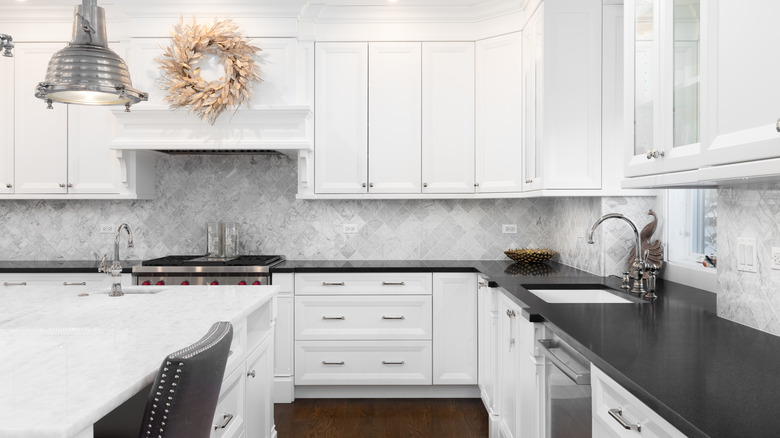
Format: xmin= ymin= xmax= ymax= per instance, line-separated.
xmin=608 ymin=408 xmax=641 ymax=432
xmin=382 ymin=361 xmax=405 ymax=365
xmin=63 ymin=281 xmax=87 ymax=286
xmin=3 ymin=282 xmax=27 ymax=286
xmin=322 ymin=282 xmax=345 ymax=286
xmin=382 ymin=316 xmax=405 ymax=320
xmin=213 ymin=413 xmax=234 ymax=430
xmin=322 ymin=316 xmax=345 ymax=320
xmin=322 ymin=361 xmax=345 ymax=366
xmin=381 ymin=281 xmax=405 ymax=286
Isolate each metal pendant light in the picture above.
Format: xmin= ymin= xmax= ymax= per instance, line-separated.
xmin=35 ymin=0 xmax=147 ymax=111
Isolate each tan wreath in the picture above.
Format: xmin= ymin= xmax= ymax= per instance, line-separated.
xmin=156 ymin=18 xmax=261 ymax=125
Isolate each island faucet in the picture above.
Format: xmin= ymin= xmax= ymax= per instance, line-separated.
xmin=587 ymin=213 xmax=646 ymax=296
xmin=99 ymin=223 xmax=134 ymax=297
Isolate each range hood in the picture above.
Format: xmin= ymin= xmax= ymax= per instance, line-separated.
xmin=109 ymin=105 xmax=312 ymax=156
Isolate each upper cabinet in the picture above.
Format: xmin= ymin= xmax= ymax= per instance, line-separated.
xmin=523 ymin=0 xmax=603 ymax=191
xmin=624 ymin=0 xmax=702 ymax=179
xmin=2 ymin=43 xmax=153 ymax=199
xmin=697 ymin=0 xmax=780 ymax=181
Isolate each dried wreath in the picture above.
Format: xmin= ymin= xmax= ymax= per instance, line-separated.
xmin=156 ymin=18 xmax=261 ymax=125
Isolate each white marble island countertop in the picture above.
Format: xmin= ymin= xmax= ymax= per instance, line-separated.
xmin=0 ymin=284 xmax=278 ymax=438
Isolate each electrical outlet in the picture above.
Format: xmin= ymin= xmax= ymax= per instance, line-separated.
xmin=342 ymin=223 xmax=358 ymax=234
xmin=502 ymin=224 xmax=518 ymax=234
xmin=772 ymin=247 xmax=780 ymax=270
xmin=99 ymin=224 xmax=114 ymax=234
xmin=737 ymin=237 xmax=758 ymax=273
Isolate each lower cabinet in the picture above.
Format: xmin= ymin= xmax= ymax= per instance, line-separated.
xmin=211 ymin=296 xmax=277 ymax=438
xmin=292 ymin=272 xmax=478 ymax=391
xmin=591 ymin=365 xmax=685 ymax=438
xmin=479 ymin=286 xmax=540 ymax=438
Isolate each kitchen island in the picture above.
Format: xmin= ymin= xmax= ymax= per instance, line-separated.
xmin=0 ymin=284 xmax=277 ymax=438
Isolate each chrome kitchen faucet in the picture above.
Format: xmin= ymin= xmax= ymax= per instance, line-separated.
xmin=99 ymin=223 xmax=134 ymax=297
xmin=587 ymin=213 xmax=647 ymax=296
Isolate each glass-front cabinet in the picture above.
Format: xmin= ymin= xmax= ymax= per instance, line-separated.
xmin=624 ymin=0 xmax=701 ymax=178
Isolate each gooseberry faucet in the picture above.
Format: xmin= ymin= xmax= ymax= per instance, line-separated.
xmin=587 ymin=213 xmax=646 ymax=296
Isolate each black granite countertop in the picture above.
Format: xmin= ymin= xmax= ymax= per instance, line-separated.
xmin=272 ymin=259 xmax=778 ymax=438
xmin=5 ymin=258 xmax=776 ymax=437
xmin=0 ymin=260 xmax=139 ymax=274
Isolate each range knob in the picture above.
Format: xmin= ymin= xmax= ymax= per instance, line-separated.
xmin=252 ymin=280 xmax=262 ymax=285
xmin=180 ymin=280 xmax=190 ymax=285
xmin=210 ymin=280 xmax=220 ymax=285
xmin=155 ymin=281 xmax=165 ymax=286
xmin=141 ymin=281 xmax=152 ymax=286
xmin=238 ymin=281 xmax=247 ymax=285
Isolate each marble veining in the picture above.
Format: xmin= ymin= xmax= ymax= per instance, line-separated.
xmin=0 ymin=284 xmax=277 ymax=438
xmin=0 ymin=155 xmax=653 ymax=275
xmin=717 ymin=182 xmax=780 ymax=336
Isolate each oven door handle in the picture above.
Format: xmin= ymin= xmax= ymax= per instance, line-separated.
xmin=537 ymin=339 xmax=590 ymax=385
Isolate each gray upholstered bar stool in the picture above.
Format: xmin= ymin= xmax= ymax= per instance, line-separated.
xmin=138 ymin=321 xmax=233 ymax=438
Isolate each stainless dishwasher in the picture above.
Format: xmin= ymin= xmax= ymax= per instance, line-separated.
xmin=538 ymin=328 xmax=592 ymax=438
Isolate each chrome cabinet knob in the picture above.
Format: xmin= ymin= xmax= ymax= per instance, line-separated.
xmin=369 ymin=182 xmax=374 ymax=188
xmin=247 ymin=370 xmax=256 ymax=378
xmin=67 ymin=183 xmax=73 ymax=188
xmin=474 ymin=182 xmax=479 ymax=187
xmin=776 ymin=118 xmax=780 ymax=132
xmin=362 ymin=182 xmax=367 ymax=188
xmin=59 ymin=183 xmax=65 ymax=188
xmin=525 ymin=179 xmax=533 ymax=184
xmin=423 ymin=182 xmax=428 ymax=188
xmin=5 ymin=183 xmax=11 ymax=188
xmin=645 ymin=149 xmax=665 ymax=160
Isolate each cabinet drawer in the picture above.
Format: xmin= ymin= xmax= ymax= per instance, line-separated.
xmin=295 ymin=295 xmax=432 ymax=340
xmin=294 ymin=273 xmax=432 ymax=295
xmin=591 ymin=365 xmax=685 ymax=438
xmin=295 ymin=340 xmax=432 ymax=385
xmin=211 ymin=365 xmax=246 ymax=438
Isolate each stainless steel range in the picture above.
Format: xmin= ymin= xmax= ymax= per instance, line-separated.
xmin=132 ymin=255 xmax=284 ymax=286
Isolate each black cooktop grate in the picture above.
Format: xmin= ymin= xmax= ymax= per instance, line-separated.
xmin=141 ymin=255 xmax=284 ymax=267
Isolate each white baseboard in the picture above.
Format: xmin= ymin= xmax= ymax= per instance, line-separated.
xmin=292 ymin=385 xmax=480 ymax=399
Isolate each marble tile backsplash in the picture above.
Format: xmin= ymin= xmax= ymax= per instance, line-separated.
xmin=717 ymin=182 xmax=780 ymax=336
xmin=0 ymin=154 xmax=654 ymax=277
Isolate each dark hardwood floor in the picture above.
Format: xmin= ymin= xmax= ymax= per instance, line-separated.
xmin=274 ymin=398 xmax=489 ymax=438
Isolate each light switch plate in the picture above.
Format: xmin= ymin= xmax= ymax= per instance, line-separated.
xmin=737 ymin=237 xmax=758 ymax=273
xmin=772 ymin=247 xmax=780 ymax=270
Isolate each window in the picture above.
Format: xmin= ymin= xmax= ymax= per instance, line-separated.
xmin=667 ymin=188 xmax=717 ymax=267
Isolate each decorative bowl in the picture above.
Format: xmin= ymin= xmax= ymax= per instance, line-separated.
xmin=503 ymin=248 xmax=557 ymax=264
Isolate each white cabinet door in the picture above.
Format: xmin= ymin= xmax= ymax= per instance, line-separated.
xmin=475 ymin=33 xmax=523 ymax=194
xmin=368 ymin=42 xmax=422 ymax=194
xmin=67 ymin=104 xmax=122 ymax=194
xmin=13 ymin=43 xmax=68 ymax=194
xmin=245 ymin=336 xmax=274 ymax=438
xmin=0 ymin=55 xmax=13 ymax=194
xmin=497 ymin=293 xmax=521 ymax=438
xmin=422 ymin=42 xmax=475 ymax=194
xmin=539 ymin=0 xmax=602 ymax=189
xmin=478 ymin=278 xmax=498 ymax=413
xmin=701 ymin=0 xmax=780 ymax=168
xmin=432 ymin=273 xmax=477 ymax=385
xmin=522 ymin=10 xmax=544 ymax=192
xmin=315 ymin=42 xmax=368 ymax=194
xmin=624 ymin=0 xmax=702 ymax=178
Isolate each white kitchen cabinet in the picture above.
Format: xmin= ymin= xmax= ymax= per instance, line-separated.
xmin=0 ymin=272 xmax=128 ymax=290
xmin=432 ymin=272 xmax=477 ymax=385
xmin=314 ymin=42 xmax=368 ymax=194
xmin=591 ymin=364 xmax=685 ymax=437
xmin=475 ymin=33 xmax=524 ymax=194
xmin=477 ymin=277 xmax=501 ymax=436
xmin=421 ymin=42 xmax=475 ymax=194
xmin=523 ymin=0 xmax=602 ymax=191
xmin=0 ymin=54 xmax=13 ymax=195
xmin=4 ymin=42 xmax=153 ymax=198
xmin=245 ymin=335 xmax=274 ymax=438
xmin=271 ymin=273 xmax=294 ymax=403
xmin=368 ymin=42 xmax=422 ymax=194
xmin=623 ymin=0 xmax=702 ymax=179
xmin=13 ymin=42 xmax=68 ymax=194
xmin=697 ymin=0 xmax=780 ymax=178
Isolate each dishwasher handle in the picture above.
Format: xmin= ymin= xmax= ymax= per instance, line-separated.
xmin=537 ymin=339 xmax=590 ymax=385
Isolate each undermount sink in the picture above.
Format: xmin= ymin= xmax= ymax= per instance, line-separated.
xmin=526 ymin=288 xmax=633 ymax=304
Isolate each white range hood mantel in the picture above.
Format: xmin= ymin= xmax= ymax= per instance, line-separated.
xmin=109 ymin=105 xmax=313 ymax=155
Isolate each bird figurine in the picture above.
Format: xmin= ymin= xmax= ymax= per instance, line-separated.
xmin=628 ymin=209 xmax=664 ymax=276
